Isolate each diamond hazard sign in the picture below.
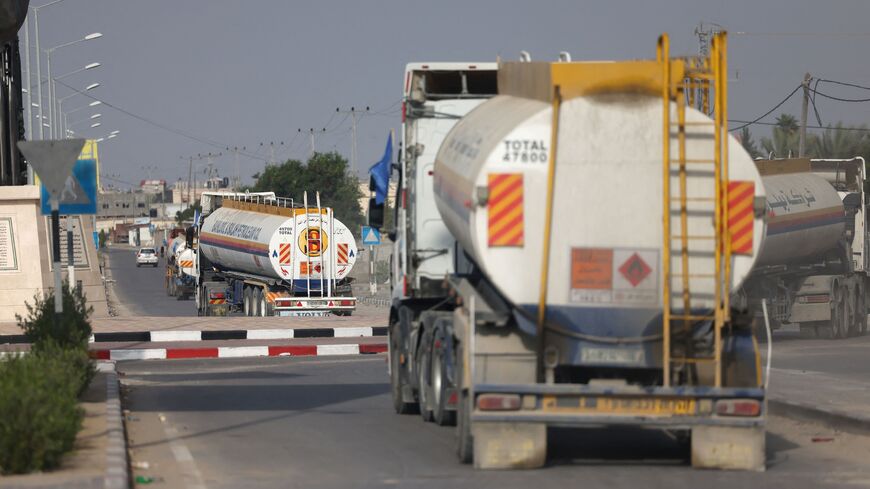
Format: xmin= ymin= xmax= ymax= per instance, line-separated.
xmin=618 ymin=253 xmax=652 ymax=287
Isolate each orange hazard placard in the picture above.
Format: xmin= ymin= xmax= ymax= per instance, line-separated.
xmin=571 ymin=248 xmax=613 ymax=290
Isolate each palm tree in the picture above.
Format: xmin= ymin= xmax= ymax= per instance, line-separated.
xmin=808 ymin=123 xmax=870 ymax=159
xmin=738 ymin=127 xmax=762 ymax=159
xmin=761 ymin=113 xmax=801 ymax=158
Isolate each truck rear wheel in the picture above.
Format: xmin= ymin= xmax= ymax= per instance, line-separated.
xmin=243 ymin=286 xmax=252 ymax=316
xmin=417 ymin=330 xmax=433 ymax=422
xmin=254 ymin=288 xmax=264 ymax=316
xmin=390 ymin=319 xmax=416 ymax=415
xmin=431 ymin=326 xmax=456 ymax=426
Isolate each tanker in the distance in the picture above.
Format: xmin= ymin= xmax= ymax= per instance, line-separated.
xmin=191 ymin=191 xmax=358 ymax=317
xmin=374 ymin=34 xmax=768 ymax=471
xmin=741 ymin=157 xmax=869 ymax=338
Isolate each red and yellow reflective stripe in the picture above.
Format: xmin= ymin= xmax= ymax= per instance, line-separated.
xmin=279 ymin=243 xmax=292 ymax=265
xmin=179 ymin=260 xmax=194 ymax=267
xmin=488 ymin=173 xmax=524 ymax=247
xmin=337 ymin=243 xmax=349 ymax=264
xmin=728 ymin=181 xmax=755 ymax=254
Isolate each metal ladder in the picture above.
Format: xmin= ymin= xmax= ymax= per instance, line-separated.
xmin=659 ymin=33 xmax=731 ymax=388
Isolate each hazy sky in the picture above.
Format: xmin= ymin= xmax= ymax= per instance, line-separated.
xmin=20 ymin=0 xmax=870 ymax=189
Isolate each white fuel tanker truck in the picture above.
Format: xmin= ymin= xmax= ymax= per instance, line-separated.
xmin=741 ymin=157 xmax=868 ymax=338
xmin=374 ymin=34 xmax=769 ymax=471
xmin=192 ymin=191 xmax=358 ymax=317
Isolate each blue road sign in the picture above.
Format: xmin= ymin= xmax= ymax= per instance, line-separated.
xmin=40 ymin=159 xmax=97 ymax=215
xmin=361 ymin=226 xmax=381 ymax=245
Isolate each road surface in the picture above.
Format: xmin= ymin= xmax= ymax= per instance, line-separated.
xmin=119 ymin=355 xmax=870 ymax=489
xmin=107 ymin=245 xmax=198 ymax=317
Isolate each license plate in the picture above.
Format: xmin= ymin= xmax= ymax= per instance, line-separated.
xmin=542 ymin=396 xmax=696 ymax=416
xmin=278 ymin=311 xmax=331 ymax=318
xmin=580 ymin=347 xmax=644 ymax=365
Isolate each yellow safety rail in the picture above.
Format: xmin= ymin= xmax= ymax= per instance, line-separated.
xmin=659 ymin=32 xmax=730 ymax=387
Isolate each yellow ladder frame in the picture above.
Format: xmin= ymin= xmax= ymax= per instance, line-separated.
xmin=660 ymin=33 xmax=731 ymax=388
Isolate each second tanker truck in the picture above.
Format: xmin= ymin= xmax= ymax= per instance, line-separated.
xmin=741 ymin=157 xmax=868 ymax=338
xmin=374 ymin=33 xmax=769 ymax=471
xmin=191 ymin=191 xmax=358 ymax=317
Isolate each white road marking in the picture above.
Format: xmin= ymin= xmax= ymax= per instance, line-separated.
xmin=316 ymin=343 xmax=360 ymax=356
xmin=218 ymin=346 xmax=270 ymax=358
xmin=159 ymin=412 xmax=207 ymax=489
xmin=246 ymin=328 xmax=294 ymax=340
xmin=333 ymin=326 xmax=373 ymax=338
xmin=111 ymin=349 xmax=167 ymax=361
xmin=151 ymin=330 xmax=203 ymax=342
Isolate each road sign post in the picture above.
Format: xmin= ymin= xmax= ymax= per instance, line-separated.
xmin=17 ymin=139 xmax=87 ymax=319
xmin=361 ymin=226 xmax=381 ymax=296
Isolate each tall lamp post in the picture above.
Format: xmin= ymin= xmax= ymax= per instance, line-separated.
xmin=56 ymin=83 xmax=100 ymax=138
xmin=45 ymin=32 xmax=102 ymax=138
xmin=31 ymin=0 xmax=68 ymax=140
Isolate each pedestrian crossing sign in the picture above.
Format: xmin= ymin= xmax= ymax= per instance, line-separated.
xmin=361 ymin=226 xmax=381 ymax=245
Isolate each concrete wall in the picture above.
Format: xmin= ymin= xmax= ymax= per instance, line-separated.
xmin=0 ymin=186 xmax=49 ymax=321
xmin=0 ymin=186 xmax=109 ymax=322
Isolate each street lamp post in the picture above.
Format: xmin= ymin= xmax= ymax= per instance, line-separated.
xmin=44 ymin=32 xmax=102 ymax=139
xmin=53 ymin=63 xmax=100 ymax=137
xmin=32 ymin=0 xmax=69 ymax=139
xmin=56 ymin=83 xmax=99 ymax=137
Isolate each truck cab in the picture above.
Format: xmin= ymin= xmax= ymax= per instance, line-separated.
xmin=393 ymin=63 xmax=498 ymax=300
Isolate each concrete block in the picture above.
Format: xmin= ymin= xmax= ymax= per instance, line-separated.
xmin=473 ymin=422 xmax=546 ymax=469
xmin=691 ymin=424 xmax=766 ymax=471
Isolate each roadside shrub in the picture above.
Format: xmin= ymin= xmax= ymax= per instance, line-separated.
xmin=17 ymin=284 xmax=93 ymax=352
xmin=0 ymin=351 xmax=84 ymax=474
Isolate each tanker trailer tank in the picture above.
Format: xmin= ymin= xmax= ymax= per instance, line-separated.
xmin=195 ymin=195 xmax=359 ymax=317
xmin=402 ymin=34 xmax=769 ymax=470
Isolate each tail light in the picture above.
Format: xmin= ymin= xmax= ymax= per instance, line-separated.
xmin=208 ymin=291 xmax=225 ymax=300
xmin=401 ymin=101 xmax=407 ymax=123
xmin=477 ymin=394 xmax=521 ymax=411
xmin=715 ymin=399 xmax=761 ymax=417
xmin=339 ymin=300 xmax=355 ymax=306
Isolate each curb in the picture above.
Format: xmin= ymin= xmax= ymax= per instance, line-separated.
xmin=99 ymin=362 xmax=130 ymax=489
xmin=768 ymin=397 xmax=870 ymax=436
xmin=0 ymin=326 xmax=387 ymax=345
xmin=90 ymin=342 xmax=388 ymax=361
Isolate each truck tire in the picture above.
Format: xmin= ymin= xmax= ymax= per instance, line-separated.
xmin=431 ymin=328 xmax=456 ymax=426
xmin=857 ymin=288 xmax=868 ymax=335
xmin=243 ymin=286 xmax=253 ymax=317
xmin=253 ymin=288 xmax=263 ymax=317
xmin=417 ymin=329 xmax=434 ymax=422
xmin=456 ymin=389 xmax=474 ymax=464
xmin=390 ymin=320 xmax=416 ymax=415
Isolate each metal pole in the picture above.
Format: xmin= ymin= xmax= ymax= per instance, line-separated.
xmin=23 ymin=16 xmax=31 ymax=139
xmin=66 ymin=215 xmax=75 ymax=291
xmin=799 ymin=72 xmax=811 ymax=158
xmin=351 ymin=109 xmax=357 ymax=174
xmin=309 ymin=129 xmax=314 ymax=157
xmin=46 ymin=50 xmax=52 ymax=139
xmin=369 ymin=244 xmax=376 ymax=295
xmin=50 ymin=201 xmax=63 ymax=319
xmin=34 ymin=8 xmax=44 ymax=140
xmin=187 ymin=156 xmax=193 ymax=208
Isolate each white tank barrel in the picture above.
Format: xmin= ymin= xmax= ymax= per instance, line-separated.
xmin=757 ymin=173 xmax=845 ymax=266
xmin=434 ymin=65 xmax=765 ymax=328
xmin=198 ymin=203 xmax=357 ymax=287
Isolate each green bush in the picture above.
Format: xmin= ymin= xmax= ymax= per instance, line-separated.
xmin=0 ymin=351 xmax=84 ymax=474
xmin=17 ymin=284 xmax=93 ymax=352
xmin=0 ymin=286 xmax=97 ymax=474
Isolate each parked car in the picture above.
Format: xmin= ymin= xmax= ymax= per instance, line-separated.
xmin=136 ymin=247 xmax=159 ymax=267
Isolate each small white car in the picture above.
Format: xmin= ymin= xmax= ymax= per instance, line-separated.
xmin=136 ymin=247 xmax=159 ymax=267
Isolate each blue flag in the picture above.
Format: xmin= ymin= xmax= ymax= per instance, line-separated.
xmin=369 ymin=133 xmax=392 ymax=205
xmin=193 ymin=208 xmax=200 ymax=228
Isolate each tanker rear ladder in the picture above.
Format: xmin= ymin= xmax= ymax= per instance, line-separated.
xmin=659 ymin=33 xmax=730 ymax=387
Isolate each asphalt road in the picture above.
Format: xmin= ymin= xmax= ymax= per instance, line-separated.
xmin=770 ymin=330 xmax=870 ymax=382
xmin=119 ymin=356 xmax=870 ymax=489
xmin=107 ymin=246 xmax=196 ymax=317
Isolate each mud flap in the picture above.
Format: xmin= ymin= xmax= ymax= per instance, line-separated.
xmin=691 ymin=425 xmax=765 ymax=471
xmin=472 ymin=422 xmax=546 ymax=469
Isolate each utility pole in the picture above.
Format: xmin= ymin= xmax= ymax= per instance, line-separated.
xmin=227 ymin=146 xmax=245 ymax=189
xmin=181 ymin=156 xmax=193 ymax=209
xmin=799 ymin=72 xmax=811 ymax=157
xmin=298 ymin=128 xmax=325 ymax=158
xmin=336 ymin=106 xmax=369 ymax=174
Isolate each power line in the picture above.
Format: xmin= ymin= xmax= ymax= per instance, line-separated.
xmin=817 ymin=78 xmax=870 ymax=92
xmin=729 ymin=120 xmax=870 ymax=132
xmin=810 ymin=88 xmax=870 ymax=103
xmin=729 ymin=85 xmax=803 ymax=131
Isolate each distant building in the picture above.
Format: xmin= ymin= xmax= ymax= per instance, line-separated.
xmin=98 ymin=190 xmax=153 ymax=218
xmin=357 ymin=179 xmax=397 ymax=214
xmin=172 ymin=177 xmax=232 ymax=205
xmin=140 ymin=179 xmax=166 ymax=195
